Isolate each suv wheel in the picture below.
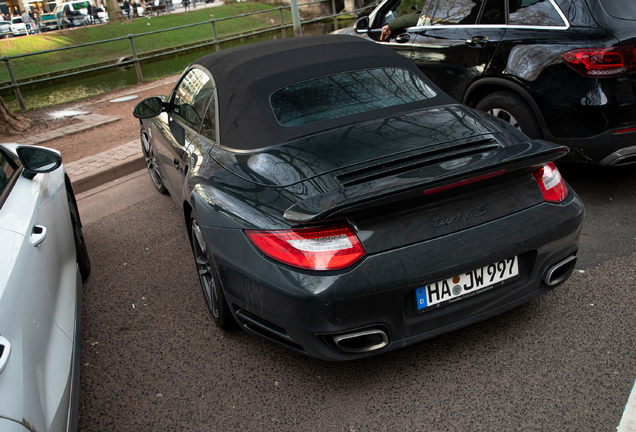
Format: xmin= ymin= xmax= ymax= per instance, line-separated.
xmin=476 ymin=91 xmax=542 ymax=139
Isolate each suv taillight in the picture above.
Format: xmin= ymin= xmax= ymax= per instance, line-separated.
xmin=533 ymin=163 xmax=568 ymax=203
xmin=562 ymin=46 xmax=636 ymax=77
xmin=246 ymin=224 xmax=366 ymax=270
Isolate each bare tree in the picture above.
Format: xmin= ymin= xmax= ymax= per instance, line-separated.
xmin=106 ymin=0 xmax=125 ymax=23
xmin=0 ymin=96 xmax=31 ymax=136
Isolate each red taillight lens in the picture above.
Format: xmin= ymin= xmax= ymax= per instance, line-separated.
xmin=533 ymin=162 xmax=568 ymax=203
xmin=562 ymin=46 xmax=636 ymax=77
xmin=245 ymin=224 xmax=366 ymax=270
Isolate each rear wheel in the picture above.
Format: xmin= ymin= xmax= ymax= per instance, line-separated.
xmin=141 ymin=130 xmax=167 ymax=194
xmin=67 ymin=190 xmax=91 ymax=282
xmin=475 ymin=91 xmax=542 ymax=139
xmin=189 ymin=215 xmax=236 ymax=329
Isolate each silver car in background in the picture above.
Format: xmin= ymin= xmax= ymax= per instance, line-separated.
xmin=0 ymin=20 xmax=11 ymax=38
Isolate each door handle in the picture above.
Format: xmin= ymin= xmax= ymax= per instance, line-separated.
xmin=173 ymin=158 xmax=180 ymax=167
xmin=466 ymin=36 xmax=488 ymax=47
xmin=0 ymin=336 xmax=10 ymax=374
xmin=30 ymin=225 xmax=47 ymax=247
xmin=395 ymin=33 xmax=410 ymax=43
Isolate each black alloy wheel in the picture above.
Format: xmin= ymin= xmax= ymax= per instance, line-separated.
xmin=141 ymin=130 xmax=167 ymax=194
xmin=475 ymin=90 xmax=542 ymax=140
xmin=189 ymin=216 xmax=236 ymax=329
xmin=67 ymin=190 xmax=91 ymax=282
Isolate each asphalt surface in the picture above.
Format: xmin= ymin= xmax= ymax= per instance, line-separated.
xmin=75 ymin=164 xmax=636 ymax=431
xmin=559 ymin=164 xmax=636 ymax=269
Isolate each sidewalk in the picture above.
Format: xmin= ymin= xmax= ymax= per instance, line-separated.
xmin=15 ymin=111 xmax=147 ymax=194
xmin=14 ymin=113 xmax=140 ymax=193
xmin=4 ymin=75 xmax=180 ymax=193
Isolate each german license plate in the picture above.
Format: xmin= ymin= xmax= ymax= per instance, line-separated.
xmin=416 ymin=256 xmax=519 ymax=311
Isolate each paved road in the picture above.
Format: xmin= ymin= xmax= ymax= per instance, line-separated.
xmin=76 ymin=164 xmax=636 ymax=431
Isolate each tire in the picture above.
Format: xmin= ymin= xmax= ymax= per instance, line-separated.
xmin=189 ymin=215 xmax=236 ymax=329
xmin=67 ymin=190 xmax=91 ymax=282
xmin=141 ymin=130 xmax=167 ymax=194
xmin=475 ymin=91 xmax=542 ymax=139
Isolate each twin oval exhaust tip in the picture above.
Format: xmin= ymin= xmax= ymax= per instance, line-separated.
xmin=543 ymin=254 xmax=577 ymax=287
xmin=333 ymin=329 xmax=389 ymax=354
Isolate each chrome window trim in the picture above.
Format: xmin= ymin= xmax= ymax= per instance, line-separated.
xmin=508 ymin=0 xmax=569 ymax=29
xmin=406 ymin=23 xmax=569 ymax=32
xmin=370 ymin=0 xmax=570 ymax=31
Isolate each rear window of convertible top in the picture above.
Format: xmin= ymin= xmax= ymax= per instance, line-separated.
xmin=270 ymin=68 xmax=437 ymax=127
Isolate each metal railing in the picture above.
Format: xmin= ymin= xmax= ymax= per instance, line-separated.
xmin=1 ymin=0 xmax=376 ymax=110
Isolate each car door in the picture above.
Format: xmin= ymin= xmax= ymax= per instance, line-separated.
xmin=154 ymin=67 xmax=215 ymax=202
xmin=0 ymin=147 xmax=76 ymax=431
xmin=365 ymin=0 xmax=437 ymax=58
xmin=407 ymin=0 xmax=507 ymax=102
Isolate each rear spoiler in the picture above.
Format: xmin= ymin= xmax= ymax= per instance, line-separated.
xmin=283 ymin=140 xmax=568 ymax=223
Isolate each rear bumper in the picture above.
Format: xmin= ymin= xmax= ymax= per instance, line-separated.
xmin=40 ymin=22 xmax=59 ymax=30
xmin=203 ymin=187 xmax=584 ymax=361
xmin=547 ymin=128 xmax=636 ymax=165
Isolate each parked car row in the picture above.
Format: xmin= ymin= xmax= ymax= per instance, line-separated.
xmin=0 ymin=16 xmax=39 ymax=37
xmin=0 ymin=2 xmax=109 ymax=37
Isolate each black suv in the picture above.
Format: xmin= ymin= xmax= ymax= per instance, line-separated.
xmin=344 ymin=0 xmax=636 ymax=165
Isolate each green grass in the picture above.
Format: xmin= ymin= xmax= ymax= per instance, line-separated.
xmin=0 ymin=3 xmax=292 ymax=82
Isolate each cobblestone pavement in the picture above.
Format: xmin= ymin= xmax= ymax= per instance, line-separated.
xmin=14 ymin=114 xmax=120 ymax=146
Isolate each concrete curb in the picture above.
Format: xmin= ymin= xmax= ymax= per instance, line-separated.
xmin=69 ymin=155 xmax=146 ymax=194
xmin=66 ymin=140 xmax=145 ymax=194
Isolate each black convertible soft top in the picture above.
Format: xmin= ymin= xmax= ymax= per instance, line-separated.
xmin=191 ymin=35 xmax=454 ymax=150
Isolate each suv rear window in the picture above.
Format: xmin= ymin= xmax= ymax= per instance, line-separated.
xmin=598 ymin=0 xmax=636 ymax=20
xmin=271 ymin=68 xmax=436 ymax=127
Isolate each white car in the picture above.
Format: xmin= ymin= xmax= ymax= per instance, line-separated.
xmin=10 ymin=17 xmax=38 ymax=36
xmin=0 ymin=143 xmax=89 ymax=432
xmin=95 ymin=7 xmax=109 ymax=22
xmin=52 ymin=2 xmax=90 ymax=27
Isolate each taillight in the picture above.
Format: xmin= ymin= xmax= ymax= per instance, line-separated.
xmin=562 ymin=46 xmax=636 ymax=77
xmin=533 ymin=162 xmax=568 ymax=203
xmin=245 ymin=224 xmax=366 ymax=270
xmin=612 ymin=126 xmax=636 ymax=135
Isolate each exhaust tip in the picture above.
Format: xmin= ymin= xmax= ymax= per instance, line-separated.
xmin=543 ymin=254 xmax=577 ymax=287
xmin=332 ymin=329 xmax=389 ymax=354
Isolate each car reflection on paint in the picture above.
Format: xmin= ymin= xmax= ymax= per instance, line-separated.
xmin=133 ymin=35 xmax=584 ymax=361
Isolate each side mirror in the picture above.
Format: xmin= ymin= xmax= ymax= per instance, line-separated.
xmin=354 ymin=16 xmax=369 ymax=34
xmin=16 ymin=146 xmax=62 ymax=180
xmin=133 ymin=96 xmax=165 ymax=119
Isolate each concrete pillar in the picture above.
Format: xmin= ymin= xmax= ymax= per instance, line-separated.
xmin=344 ymin=0 xmax=355 ymax=12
